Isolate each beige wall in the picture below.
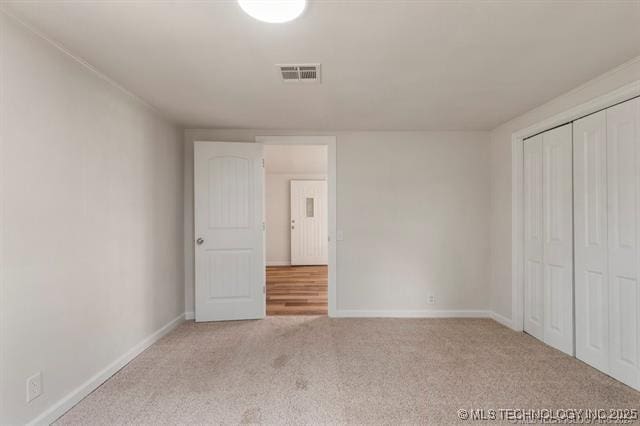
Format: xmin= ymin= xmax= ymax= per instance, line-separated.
xmin=185 ymin=129 xmax=491 ymax=315
xmin=0 ymin=13 xmax=184 ymax=424
xmin=489 ymin=57 xmax=640 ymax=321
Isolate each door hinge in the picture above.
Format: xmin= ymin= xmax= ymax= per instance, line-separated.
xmin=262 ymin=222 xmax=266 ymax=231
xmin=262 ymin=158 xmax=265 ymax=168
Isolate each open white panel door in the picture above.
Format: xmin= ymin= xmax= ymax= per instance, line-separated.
xmin=194 ymin=142 xmax=265 ymax=322
xmin=542 ymin=124 xmax=574 ymax=356
xmin=290 ymin=180 xmax=328 ymax=265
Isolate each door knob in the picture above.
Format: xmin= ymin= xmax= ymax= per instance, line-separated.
xmin=196 ymin=237 xmax=204 ymax=245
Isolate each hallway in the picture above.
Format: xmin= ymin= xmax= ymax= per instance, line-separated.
xmin=266 ymin=266 xmax=328 ymax=315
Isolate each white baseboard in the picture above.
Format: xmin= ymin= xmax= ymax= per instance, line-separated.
xmin=490 ymin=311 xmax=514 ymax=329
xmin=266 ymin=261 xmax=291 ymax=266
xmin=185 ymin=311 xmax=195 ymax=320
xmin=333 ymin=309 xmax=492 ymax=318
xmin=27 ymin=312 xmax=186 ymax=426
xmin=332 ymin=309 xmax=519 ymax=331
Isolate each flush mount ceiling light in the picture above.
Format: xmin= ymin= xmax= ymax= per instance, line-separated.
xmin=238 ymin=0 xmax=306 ymax=23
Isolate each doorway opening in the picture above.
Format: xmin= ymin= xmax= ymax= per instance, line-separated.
xmin=263 ymin=144 xmax=328 ymax=315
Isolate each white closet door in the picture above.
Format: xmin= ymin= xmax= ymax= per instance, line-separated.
xmin=574 ymin=111 xmax=609 ymax=371
xmin=607 ymin=97 xmax=640 ymax=389
xmin=542 ymin=124 xmax=574 ymax=356
xmin=524 ymin=134 xmax=545 ymax=340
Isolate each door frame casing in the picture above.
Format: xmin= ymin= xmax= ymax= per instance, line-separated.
xmin=510 ymin=80 xmax=640 ymax=332
xmin=256 ymin=135 xmax=337 ymax=317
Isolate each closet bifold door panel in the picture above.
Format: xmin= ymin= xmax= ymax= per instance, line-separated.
xmin=523 ymin=124 xmax=574 ymax=355
xmin=607 ymin=97 xmax=640 ymax=389
xmin=542 ymin=124 xmax=574 ymax=356
xmin=573 ymin=96 xmax=640 ymax=390
xmin=574 ymin=110 xmax=609 ymax=372
xmin=524 ymin=134 xmax=544 ymax=341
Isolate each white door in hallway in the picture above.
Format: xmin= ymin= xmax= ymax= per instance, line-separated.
xmin=290 ymin=180 xmax=328 ymax=265
xmin=194 ymin=142 xmax=265 ymax=322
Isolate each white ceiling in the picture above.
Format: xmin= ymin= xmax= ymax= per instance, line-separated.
xmin=3 ymin=1 xmax=640 ymax=130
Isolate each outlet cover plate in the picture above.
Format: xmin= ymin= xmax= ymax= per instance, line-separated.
xmin=26 ymin=372 xmax=43 ymax=403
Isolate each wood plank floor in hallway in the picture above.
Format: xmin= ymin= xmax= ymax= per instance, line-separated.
xmin=266 ymin=265 xmax=328 ymax=315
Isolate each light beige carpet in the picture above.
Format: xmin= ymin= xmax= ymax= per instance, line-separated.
xmin=56 ymin=317 xmax=640 ymax=425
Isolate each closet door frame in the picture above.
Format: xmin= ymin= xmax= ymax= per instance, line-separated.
xmin=511 ymin=81 xmax=640 ymax=335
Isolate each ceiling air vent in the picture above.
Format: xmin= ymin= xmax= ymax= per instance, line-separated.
xmin=277 ymin=63 xmax=321 ymax=83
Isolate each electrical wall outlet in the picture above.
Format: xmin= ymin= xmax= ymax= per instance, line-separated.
xmin=26 ymin=372 xmax=43 ymax=403
xmin=427 ymin=294 xmax=436 ymax=305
